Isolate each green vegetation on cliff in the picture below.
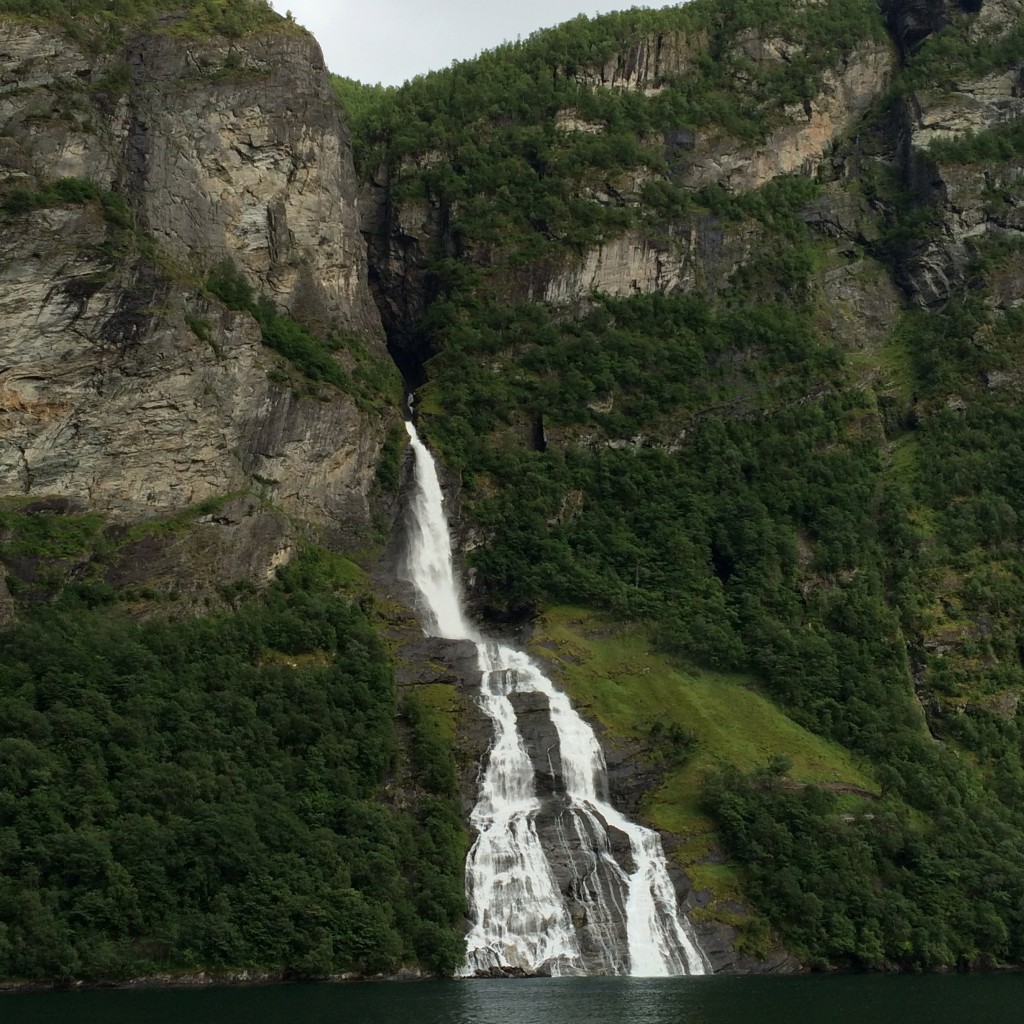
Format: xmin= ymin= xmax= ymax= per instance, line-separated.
xmin=340 ymin=0 xmax=885 ymax=285
xmin=342 ymin=0 xmax=1024 ymax=971
xmin=0 ymin=0 xmax=289 ymax=43
xmin=205 ymin=259 xmax=401 ymax=410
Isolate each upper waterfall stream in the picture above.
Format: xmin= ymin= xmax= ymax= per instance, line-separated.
xmin=400 ymin=421 xmax=708 ymax=978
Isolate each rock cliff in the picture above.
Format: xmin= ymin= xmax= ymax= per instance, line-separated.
xmin=675 ymin=42 xmax=896 ymax=193
xmin=894 ymin=0 xmax=1024 ymax=307
xmin=0 ymin=12 xmax=399 ymax=592
xmin=366 ymin=0 xmax=1022 ymax=333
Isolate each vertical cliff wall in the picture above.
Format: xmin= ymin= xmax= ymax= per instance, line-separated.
xmin=0 ymin=13 xmax=400 ymax=594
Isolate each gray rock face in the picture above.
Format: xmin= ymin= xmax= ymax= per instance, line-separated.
xmin=121 ymin=28 xmax=383 ymax=341
xmin=0 ymin=21 xmax=121 ymax=186
xmin=507 ymin=688 xmax=636 ymax=974
xmin=0 ymin=15 xmax=398 ymax=582
xmin=0 ymin=17 xmax=383 ymax=340
xmin=0 ymin=204 xmax=387 ymax=536
xmin=575 ymin=29 xmax=708 ymax=93
xmin=884 ymin=0 xmax=1024 ymax=306
xmin=102 ymin=496 xmax=296 ymax=603
xmin=676 ymin=43 xmax=896 ymax=194
xmin=541 ymin=216 xmax=751 ymax=306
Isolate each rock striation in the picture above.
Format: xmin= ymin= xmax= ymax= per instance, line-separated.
xmin=575 ymin=29 xmax=709 ymax=94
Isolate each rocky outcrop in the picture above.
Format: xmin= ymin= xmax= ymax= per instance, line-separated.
xmin=883 ymin=0 xmax=1020 ymax=54
xmin=0 ymin=15 xmax=398 ymax=579
xmin=798 ymin=185 xmax=905 ymax=349
xmin=873 ymin=0 xmax=1024 ymax=307
xmin=123 ymin=28 xmax=383 ymax=340
xmin=541 ymin=216 xmax=756 ymax=305
xmin=818 ymin=256 xmax=904 ymax=350
xmin=0 ymin=202 xmax=387 ymax=538
xmin=882 ymin=0 xmax=967 ymax=53
xmin=537 ymin=41 xmax=896 ymax=309
xmin=106 ymin=496 xmax=296 ymax=598
xmin=0 ymin=16 xmax=383 ymax=340
xmin=676 ymin=43 xmax=896 ymax=192
xmin=575 ymin=30 xmax=709 ymax=94
xmin=887 ymin=0 xmax=1024 ymax=152
xmin=909 ymin=67 xmax=1024 ymax=149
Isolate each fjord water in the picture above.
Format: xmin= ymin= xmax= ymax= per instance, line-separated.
xmin=401 ymin=422 xmax=706 ymax=976
xmin=5 ymin=976 xmax=1024 ymax=1024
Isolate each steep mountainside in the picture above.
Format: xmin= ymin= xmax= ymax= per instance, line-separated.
xmin=347 ymin=0 xmax=1024 ymax=971
xmin=2 ymin=0 xmax=1024 ymax=985
xmin=0 ymin=2 xmax=397 ymax=561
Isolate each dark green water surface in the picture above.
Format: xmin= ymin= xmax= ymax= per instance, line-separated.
xmin=3 ymin=974 xmax=1022 ymax=1024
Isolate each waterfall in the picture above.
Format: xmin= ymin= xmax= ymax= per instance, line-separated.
xmin=400 ymin=420 xmax=709 ymax=978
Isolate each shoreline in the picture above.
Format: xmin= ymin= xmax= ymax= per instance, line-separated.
xmin=3 ymin=962 xmax=1024 ymax=994
xmin=0 ymin=966 xmax=434 ymax=995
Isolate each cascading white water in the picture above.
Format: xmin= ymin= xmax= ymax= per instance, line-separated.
xmin=401 ymin=420 xmax=709 ymax=978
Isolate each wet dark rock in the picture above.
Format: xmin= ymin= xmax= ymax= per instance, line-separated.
xmin=697 ymin=917 xmax=805 ymax=975
xmin=0 ymin=562 xmax=15 ymax=629
xmin=508 ymin=690 xmax=563 ymax=796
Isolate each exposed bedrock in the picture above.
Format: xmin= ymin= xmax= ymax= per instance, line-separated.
xmin=0 ymin=16 xmax=399 ymax=590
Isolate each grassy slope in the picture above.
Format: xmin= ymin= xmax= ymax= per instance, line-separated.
xmin=529 ymin=607 xmax=877 ymax=901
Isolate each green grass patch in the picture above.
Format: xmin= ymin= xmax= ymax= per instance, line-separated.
xmin=530 ymin=605 xmax=878 ymax=843
xmin=530 ymin=604 xmax=877 ymax=932
xmin=874 ymin=332 xmax=916 ymax=399
xmin=409 ymin=683 xmax=460 ymax=749
xmin=0 ymin=503 xmax=105 ymax=560
xmin=121 ymin=494 xmax=240 ymax=543
xmin=887 ymin=434 xmax=920 ymax=488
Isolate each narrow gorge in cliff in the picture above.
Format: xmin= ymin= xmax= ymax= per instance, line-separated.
xmin=1 ymin=0 xmax=1024 ymax=987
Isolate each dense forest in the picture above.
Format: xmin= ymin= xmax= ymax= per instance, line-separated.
xmin=2 ymin=0 xmax=1024 ymax=982
xmin=0 ymin=532 xmax=466 ymax=980
xmin=0 ymin=0 xmax=287 ymax=43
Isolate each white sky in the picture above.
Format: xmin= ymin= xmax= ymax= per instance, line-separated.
xmin=269 ymin=2 xmax=667 ymax=86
